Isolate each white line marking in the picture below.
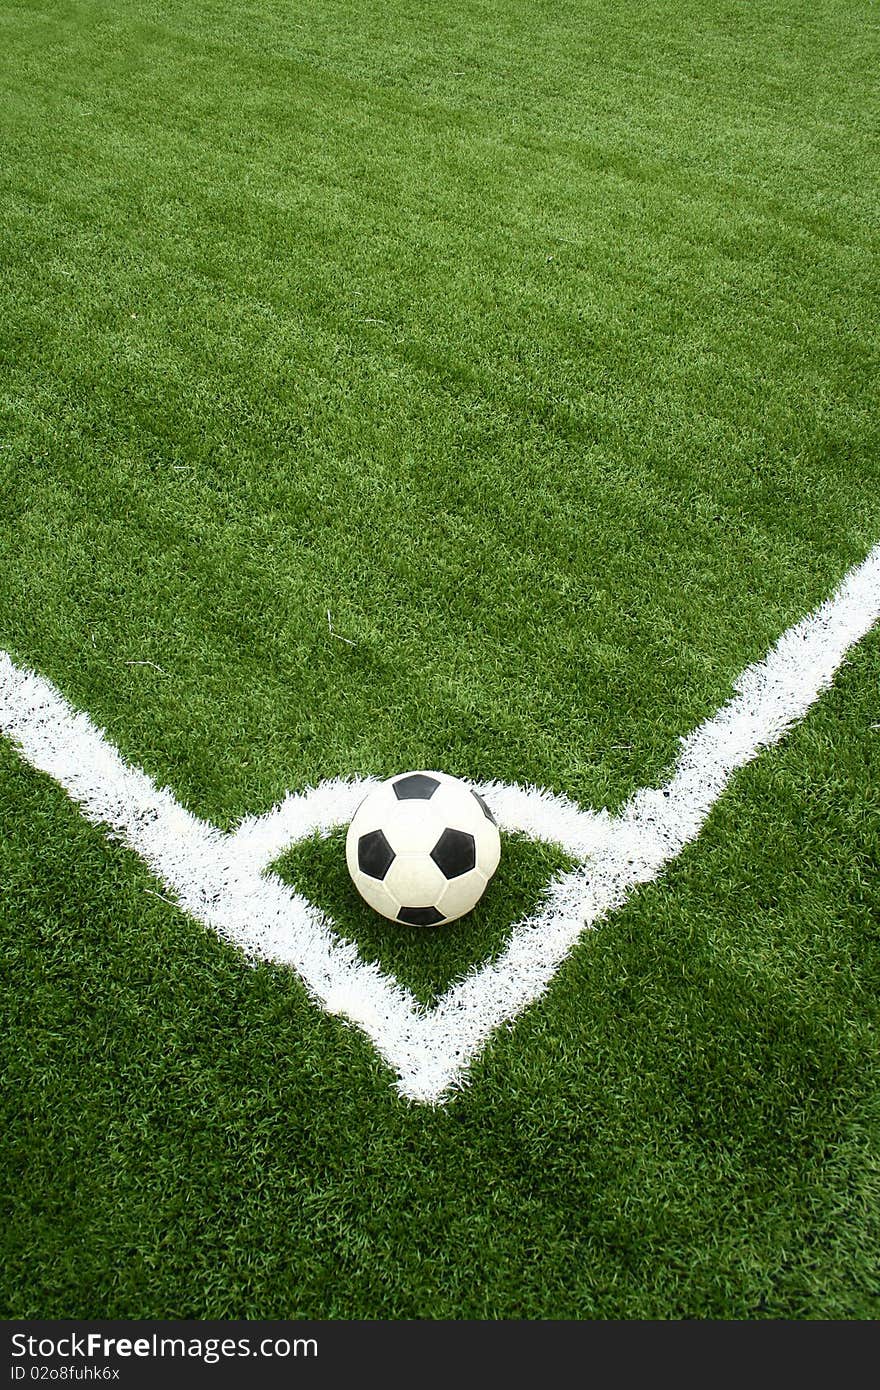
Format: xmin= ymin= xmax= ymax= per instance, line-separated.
xmin=1 ymin=543 xmax=879 ymax=1102
xmin=327 ymin=610 xmax=357 ymax=646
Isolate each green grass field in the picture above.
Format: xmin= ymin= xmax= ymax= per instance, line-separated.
xmin=1 ymin=0 xmax=879 ymax=1318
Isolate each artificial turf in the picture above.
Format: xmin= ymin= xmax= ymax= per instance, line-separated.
xmin=1 ymin=0 xmax=878 ymax=1318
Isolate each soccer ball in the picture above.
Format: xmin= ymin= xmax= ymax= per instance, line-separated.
xmin=345 ymin=771 xmax=501 ymax=926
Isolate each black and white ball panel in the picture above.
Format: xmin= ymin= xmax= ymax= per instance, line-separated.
xmin=430 ymin=827 xmax=476 ymax=878
xmin=349 ymin=871 xmax=401 ymax=921
xmin=471 ymin=790 xmax=497 ymax=825
xmin=384 ymin=851 xmax=448 ymax=909
xmin=392 ymin=773 xmax=441 ymax=800
xmin=345 ymin=771 xmax=501 ymax=925
xmin=356 ymin=828 xmax=395 ymax=880
xmin=435 ymin=867 xmax=490 ymax=923
xmin=397 ymin=905 xmax=444 ymax=926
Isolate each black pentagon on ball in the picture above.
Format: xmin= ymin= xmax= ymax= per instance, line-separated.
xmin=397 ymin=905 xmax=445 ymax=926
xmin=471 ymin=790 xmax=497 ymax=825
xmin=393 ymin=773 xmax=440 ymax=800
xmin=357 ymin=828 xmax=395 ymax=880
xmin=430 ymin=827 xmax=476 ymax=879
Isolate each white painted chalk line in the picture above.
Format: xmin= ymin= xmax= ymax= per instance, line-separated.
xmin=1 ymin=541 xmax=878 ymax=1101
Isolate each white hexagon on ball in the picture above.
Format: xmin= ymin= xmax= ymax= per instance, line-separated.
xmin=345 ymin=770 xmax=501 ymax=926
